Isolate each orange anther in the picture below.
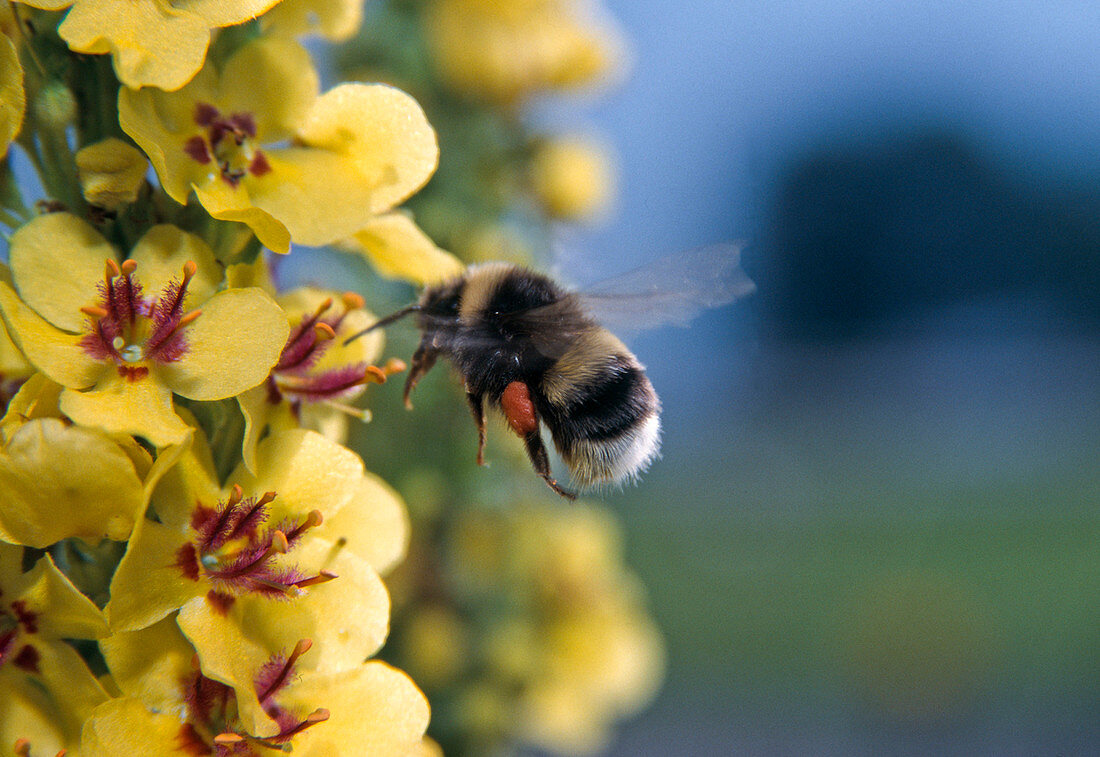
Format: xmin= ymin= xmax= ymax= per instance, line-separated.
xmin=105 ymin=259 xmax=121 ymax=279
xmin=341 ymin=292 xmax=364 ymax=310
xmin=314 ymin=322 xmax=336 ymax=340
xmin=120 ymin=259 xmax=137 ymax=275
xmin=178 ymin=309 xmax=202 ymax=327
xmin=80 ymin=305 xmax=110 ymax=318
xmin=363 ymin=365 xmax=387 ymax=384
xmin=383 ymin=357 xmax=407 ymax=375
xmin=213 ymin=733 xmax=244 ymax=746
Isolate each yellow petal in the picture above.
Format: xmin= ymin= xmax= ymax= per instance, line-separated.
xmin=75 ymin=137 xmax=148 ymax=211
xmin=157 ymin=287 xmax=289 ymax=400
xmin=128 ymin=224 xmax=221 ymax=306
xmin=100 ymin=615 xmax=197 ymax=711
xmin=81 ymin=698 xmax=186 ymax=757
xmin=0 ymin=264 xmax=32 ymax=378
xmin=26 ymin=639 xmax=110 ymax=728
xmin=0 ymin=35 xmax=24 ymax=157
xmin=347 ymin=211 xmax=465 ymax=286
xmin=0 ymin=676 xmax=72 ymax=757
xmin=10 ymin=552 xmax=109 ymax=639
xmin=314 ymin=472 xmax=409 ymax=576
xmin=2 ymin=373 xmax=64 ymax=429
xmin=296 ymin=83 xmax=438 ymax=214
xmin=193 ymin=180 xmax=292 ymax=253
xmin=180 ymin=0 xmax=283 ymax=27
xmin=0 ymin=281 xmax=102 ymax=389
xmin=145 ymin=411 xmax=222 ymax=530
xmin=0 ymin=418 xmax=144 ymax=547
xmin=229 ymin=428 xmax=364 ymax=518
xmin=60 ymin=376 xmax=191 ymax=448
xmin=279 ymin=661 xmax=430 ymax=755
xmin=219 ymin=37 xmax=319 ymax=141
xmin=236 ymin=384 xmax=273 ymax=474
xmin=106 ymin=517 xmax=203 ymax=632
xmin=58 ymin=0 xmax=213 ymax=91
xmin=244 ymin=147 xmax=382 ymax=248
xmin=9 ymin=212 xmax=119 ymax=332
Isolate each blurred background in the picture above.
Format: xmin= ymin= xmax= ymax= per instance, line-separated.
xmin=539 ymin=1 xmax=1100 ymax=754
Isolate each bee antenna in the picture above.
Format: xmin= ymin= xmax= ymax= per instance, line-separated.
xmin=343 ymin=304 xmax=420 ymax=345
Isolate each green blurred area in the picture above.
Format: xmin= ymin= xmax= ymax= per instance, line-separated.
xmin=604 ymin=329 xmax=1100 ymax=747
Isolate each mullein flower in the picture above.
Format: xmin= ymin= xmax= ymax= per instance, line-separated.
xmin=0 ymin=544 xmax=109 ymax=754
xmin=238 ymin=286 xmax=401 ymax=471
xmin=107 ymin=426 xmax=410 ymax=733
xmin=425 ymin=0 xmax=625 ymax=103
xmin=0 ymin=213 xmax=288 ymax=447
xmin=261 ymin=0 xmax=364 ymax=41
xmin=119 ymin=36 xmax=438 ymax=254
xmin=14 ymin=0 xmax=284 ymax=91
xmin=87 ymin=616 xmax=429 ymax=752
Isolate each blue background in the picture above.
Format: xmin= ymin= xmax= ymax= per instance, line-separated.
xmin=550 ymin=2 xmax=1100 ymax=755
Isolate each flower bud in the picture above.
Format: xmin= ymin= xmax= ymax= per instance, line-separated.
xmin=76 ymin=138 xmax=148 ymax=210
xmin=32 ymin=81 xmax=76 ymax=130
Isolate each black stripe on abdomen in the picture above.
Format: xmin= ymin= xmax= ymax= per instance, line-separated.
xmin=540 ymin=359 xmax=656 ymax=451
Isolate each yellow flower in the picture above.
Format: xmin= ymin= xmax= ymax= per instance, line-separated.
xmin=75 ymin=138 xmax=149 ymax=211
xmin=0 ymin=213 xmax=288 ymax=447
xmin=0 ymin=544 xmax=109 ymax=755
xmin=16 ymin=0 xmax=284 ymax=91
xmin=343 ymin=211 xmax=466 ymax=287
xmin=0 ymin=378 xmax=144 ymax=547
xmin=426 ymin=0 xmax=625 ymax=103
xmin=261 ymin=0 xmax=363 ymax=41
xmin=530 ymin=136 xmax=615 ymax=221
xmin=107 ymin=427 xmax=410 ymax=732
xmin=87 ymin=616 xmax=429 ymax=752
xmin=237 ymin=286 xmax=397 ymax=471
xmin=120 ymin=37 xmax=438 ymax=254
xmin=0 ymin=34 xmax=24 ymax=157
xmin=424 ymin=502 xmax=664 ymax=755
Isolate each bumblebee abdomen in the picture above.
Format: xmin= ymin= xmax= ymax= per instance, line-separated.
xmin=539 ymin=331 xmax=661 ymax=486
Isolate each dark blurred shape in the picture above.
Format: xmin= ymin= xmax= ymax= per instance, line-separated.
xmin=751 ymin=129 xmax=1100 ymax=337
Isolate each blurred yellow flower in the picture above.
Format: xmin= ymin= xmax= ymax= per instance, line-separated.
xmin=0 ymin=213 xmax=288 ymax=446
xmin=89 ymin=616 xmax=430 ymax=753
xmin=530 ymin=136 xmax=615 ymax=221
xmin=262 ymin=0 xmax=363 ymax=41
xmin=426 ymin=0 xmax=624 ymax=103
xmin=75 ymin=137 xmax=149 ymax=211
xmin=120 ymin=37 xmax=438 ymax=253
xmin=0 ymin=35 xmax=23 ymax=158
xmin=0 ymin=544 xmax=108 ymax=755
xmin=15 ymin=0 xmax=283 ymax=91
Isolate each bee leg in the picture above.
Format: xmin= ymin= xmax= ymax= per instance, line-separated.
xmin=402 ymin=339 xmax=438 ymax=409
xmin=523 ymin=431 xmax=577 ymax=500
xmin=500 ymin=381 xmax=576 ymax=499
xmin=466 ymin=391 xmax=488 ymax=466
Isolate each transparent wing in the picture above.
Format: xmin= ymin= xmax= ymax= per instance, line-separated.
xmin=573 ymin=243 xmax=755 ymax=337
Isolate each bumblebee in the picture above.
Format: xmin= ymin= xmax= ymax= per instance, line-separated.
xmin=347 ymin=245 xmax=754 ymax=498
